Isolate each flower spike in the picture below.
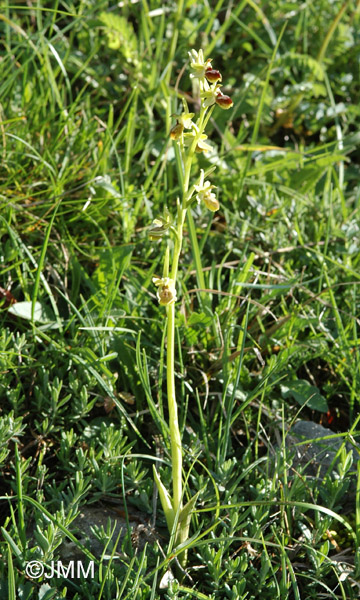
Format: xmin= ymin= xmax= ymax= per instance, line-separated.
xmin=149 ymin=48 xmax=232 ymax=568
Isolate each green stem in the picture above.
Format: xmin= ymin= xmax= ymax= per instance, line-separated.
xmin=156 ymin=97 xmax=212 ymax=565
xmin=167 ymin=158 xmax=192 ymax=516
xmin=166 ymin=301 xmax=182 ymax=512
xmin=166 ymin=106 xmax=207 ymax=523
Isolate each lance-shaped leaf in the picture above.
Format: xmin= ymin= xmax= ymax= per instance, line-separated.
xmin=153 ymin=466 xmax=175 ymax=532
xmin=175 ymin=491 xmax=200 ymax=566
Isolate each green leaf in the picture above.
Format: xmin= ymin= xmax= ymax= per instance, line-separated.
xmin=7 ymin=544 xmax=15 ymax=600
xmin=281 ymin=379 xmax=328 ymax=412
xmin=279 ymin=52 xmax=325 ymax=81
xmin=92 ymin=175 xmax=122 ymax=199
xmin=99 ymin=12 xmax=137 ymax=60
xmin=38 ymin=583 xmax=58 ymax=600
xmin=187 ymin=311 xmax=213 ymax=328
xmin=178 ymin=492 xmax=199 ymax=527
xmin=8 ymin=301 xmax=53 ymax=324
xmin=153 ymin=466 xmax=174 ymax=532
xmin=92 ymin=245 xmax=133 ymax=291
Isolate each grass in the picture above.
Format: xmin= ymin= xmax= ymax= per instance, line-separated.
xmin=1 ymin=0 xmax=360 ymax=598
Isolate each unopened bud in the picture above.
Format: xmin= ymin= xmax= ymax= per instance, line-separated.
xmin=215 ymin=93 xmax=233 ymax=109
xmin=205 ymin=68 xmax=222 ymax=83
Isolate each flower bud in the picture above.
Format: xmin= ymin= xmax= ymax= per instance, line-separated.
xmin=205 ymin=68 xmax=222 ymax=83
xmin=170 ymin=122 xmax=184 ymax=140
xmin=215 ymin=93 xmax=233 ymax=109
xmin=188 ymin=49 xmax=213 ymax=79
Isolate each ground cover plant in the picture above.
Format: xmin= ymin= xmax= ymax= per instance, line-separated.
xmin=0 ymin=1 xmax=360 ymax=598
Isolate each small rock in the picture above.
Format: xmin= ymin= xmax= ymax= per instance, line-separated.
xmin=57 ymin=505 xmax=157 ymax=560
xmin=287 ymin=420 xmax=359 ymax=477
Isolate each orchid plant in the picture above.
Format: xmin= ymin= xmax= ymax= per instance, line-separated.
xmin=150 ymin=49 xmax=233 ymax=566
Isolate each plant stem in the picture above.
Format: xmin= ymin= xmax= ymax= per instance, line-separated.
xmin=167 ymin=163 xmax=192 ymax=518
xmin=166 ymin=107 xmax=206 ymax=526
xmin=158 ymin=96 xmax=211 ymax=561
xmin=166 ymin=301 xmax=183 ymax=513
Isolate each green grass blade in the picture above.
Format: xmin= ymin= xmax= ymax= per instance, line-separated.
xmin=7 ymin=543 xmax=16 ymax=600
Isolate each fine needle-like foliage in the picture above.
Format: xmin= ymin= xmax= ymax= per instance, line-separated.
xmin=150 ymin=49 xmax=233 ymax=566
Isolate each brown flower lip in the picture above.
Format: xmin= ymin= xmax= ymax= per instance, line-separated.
xmin=215 ymin=93 xmax=233 ymax=109
xmin=205 ymin=68 xmax=222 ymax=83
xmin=158 ymin=287 xmax=175 ymax=305
xmin=170 ymin=122 xmax=184 ymax=140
